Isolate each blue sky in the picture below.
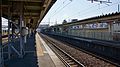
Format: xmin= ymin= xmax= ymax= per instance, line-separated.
xmin=41 ymin=0 xmax=120 ymax=26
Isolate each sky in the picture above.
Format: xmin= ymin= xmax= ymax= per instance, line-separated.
xmin=2 ymin=0 xmax=120 ymax=26
xmin=40 ymin=0 xmax=120 ymax=26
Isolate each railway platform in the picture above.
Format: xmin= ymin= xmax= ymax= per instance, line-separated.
xmin=4 ymin=33 xmax=65 ymax=67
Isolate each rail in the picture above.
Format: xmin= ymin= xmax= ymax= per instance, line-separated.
xmin=41 ymin=34 xmax=85 ymax=67
xmin=44 ymin=33 xmax=120 ymax=66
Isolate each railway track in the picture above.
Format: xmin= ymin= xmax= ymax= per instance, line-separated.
xmin=40 ymin=33 xmax=119 ymax=67
xmin=41 ymin=34 xmax=85 ymax=67
xmin=44 ymin=33 xmax=119 ymax=66
xmin=53 ymin=37 xmax=119 ymax=66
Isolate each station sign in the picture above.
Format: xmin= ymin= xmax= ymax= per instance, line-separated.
xmin=84 ymin=23 xmax=108 ymax=29
xmin=71 ymin=22 xmax=108 ymax=29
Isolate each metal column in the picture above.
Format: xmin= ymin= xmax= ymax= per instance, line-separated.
xmin=19 ymin=2 xmax=24 ymax=58
xmin=8 ymin=4 xmax=11 ymax=59
xmin=6 ymin=2 xmax=23 ymax=59
xmin=0 ymin=0 xmax=3 ymax=66
xmin=0 ymin=13 xmax=3 ymax=67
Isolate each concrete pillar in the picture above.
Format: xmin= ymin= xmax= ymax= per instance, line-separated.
xmin=83 ymin=24 xmax=86 ymax=37
xmin=108 ymin=22 xmax=113 ymax=33
xmin=108 ymin=21 xmax=114 ymax=40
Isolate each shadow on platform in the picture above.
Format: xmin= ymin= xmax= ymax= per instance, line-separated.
xmin=4 ymin=34 xmax=39 ymax=67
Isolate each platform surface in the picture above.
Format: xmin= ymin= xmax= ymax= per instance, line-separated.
xmin=4 ymin=33 xmax=65 ymax=67
xmin=36 ymin=33 xmax=65 ymax=67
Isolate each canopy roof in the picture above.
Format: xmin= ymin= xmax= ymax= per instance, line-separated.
xmin=1 ymin=0 xmax=56 ymax=29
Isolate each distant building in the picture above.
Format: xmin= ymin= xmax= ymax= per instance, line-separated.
xmin=36 ymin=24 xmax=49 ymax=32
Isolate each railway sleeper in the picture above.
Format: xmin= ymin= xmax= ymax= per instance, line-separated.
xmin=71 ymin=65 xmax=79 ymax=67
xmin=46 ymin=33 xmax=120 ymax=65
xmin=66 ymin=60 xmax=73 ymax=62
xmin=68 ymin=62 xmax=75 ymax=65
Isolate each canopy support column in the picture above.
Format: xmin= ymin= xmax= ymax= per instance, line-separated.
xmin=8 ymin=4 xmax=12 ymax=60
xmin=19 ymin=2 xmax=24 ymax=58
xmin=0 ymin=0 xmax=4 ymax=67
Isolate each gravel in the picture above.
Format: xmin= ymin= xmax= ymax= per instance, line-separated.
xmin=44 ymin=35 xmax=116 ymax=67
